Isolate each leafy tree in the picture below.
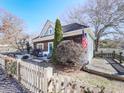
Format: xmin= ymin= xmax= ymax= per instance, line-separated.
xmin=53 ymin=19 xmax=63 ymax=49
xmin=52 ymin=19 xmax=63 ymax=63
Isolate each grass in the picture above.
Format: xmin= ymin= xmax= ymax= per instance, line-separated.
xmin=57 ymin=69 xmax=124 ymax=93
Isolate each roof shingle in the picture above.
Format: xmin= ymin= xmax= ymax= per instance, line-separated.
xmin=62 ymin=23 xmax=88 ymax=32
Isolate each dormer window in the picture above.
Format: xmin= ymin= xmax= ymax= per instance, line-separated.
xmin=48 ymin=27 xmax=53 ymax=35
xmin=42 ymin=25 xmax=54 ymax=36
xmin=49 ymin=28 xmax=52 ymax=34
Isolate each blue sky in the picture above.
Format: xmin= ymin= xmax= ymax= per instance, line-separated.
xmin=0 ymin=0 xmax=86 ymax=35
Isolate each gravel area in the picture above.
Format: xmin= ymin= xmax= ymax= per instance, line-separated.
xmin=0 ymin=67 xmax=29 ymax=93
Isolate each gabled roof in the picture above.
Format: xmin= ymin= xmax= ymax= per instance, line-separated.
xmin=40 ymin=20 xmax=88 ymax=34
xmin=32 ymin=36 xmax=40 ymax=40
xmin=33 ymin=20 xmax=89 ymax=40
xmin=39 ymin=20 xmax=54 ymax=37
xmin=62 ymin=23 xmax=88 ymax=32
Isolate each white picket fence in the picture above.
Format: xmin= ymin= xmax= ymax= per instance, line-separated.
xmin=0 ymin=54 xmax=103 ymax=93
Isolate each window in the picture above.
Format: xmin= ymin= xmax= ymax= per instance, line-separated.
xmin=48 ymin=27 xmax=53 ymax=35
xmin=37 ymin=43 xmax=44 ymax=50
xmin=49 ymin=28 xmax=52 ymax=34
xmin=44 ymin=27 xmax=54 ymax=36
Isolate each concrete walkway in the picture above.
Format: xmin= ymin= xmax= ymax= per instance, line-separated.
xmin=86 ymin=58 xmax=118 ymax=75
xmin=106 ymin=58 xmax=124 ymax=75
xmin=85 ymin=58 xmax=124 ymax=81
xmin=0 ymin=67 xmax=29 ymax=93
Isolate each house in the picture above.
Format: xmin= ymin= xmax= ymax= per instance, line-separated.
xmin=32 ymin=20 xmax=95 ymax=63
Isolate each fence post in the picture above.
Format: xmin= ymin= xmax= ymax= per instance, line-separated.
xmin=5 ymin=59 xmax=7 ymax=70
xmin=17 ymin=60 xmax=21 ymax=82
xmin=120 ymin=52 xmax=123 ymax=64
xmin=113 ymin=51 xmax=115 ymax=59
xmin=44 ymin=67 xmax=53 ymax=93
xmin=101 ymin=51 xmax=103 ymax=58
xmin=4 ymin=58 xmax=8 ymax=72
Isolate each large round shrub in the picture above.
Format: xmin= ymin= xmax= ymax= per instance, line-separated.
xmin=55 ymin=40 xmax=85 ymax=67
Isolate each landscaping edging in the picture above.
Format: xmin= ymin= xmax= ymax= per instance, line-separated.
xmin=83 ymin=67 xmax=124 ymax=81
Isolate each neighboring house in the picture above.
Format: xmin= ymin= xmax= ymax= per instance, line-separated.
xmin=32 ymin=20 xmax=95 ymax=63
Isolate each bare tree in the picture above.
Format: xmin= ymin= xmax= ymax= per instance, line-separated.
xmin=62 ymin=0 xmax=124 ymax=51
xmin=0 ymin=10 xmax=29 ymax=52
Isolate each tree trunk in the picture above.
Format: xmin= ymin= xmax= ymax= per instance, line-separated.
xmin=95 ymin=37 xmax=99 ymax=52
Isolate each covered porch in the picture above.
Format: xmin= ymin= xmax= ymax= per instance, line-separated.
xmin=33 ymin=35 xmax=82 ymax=56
